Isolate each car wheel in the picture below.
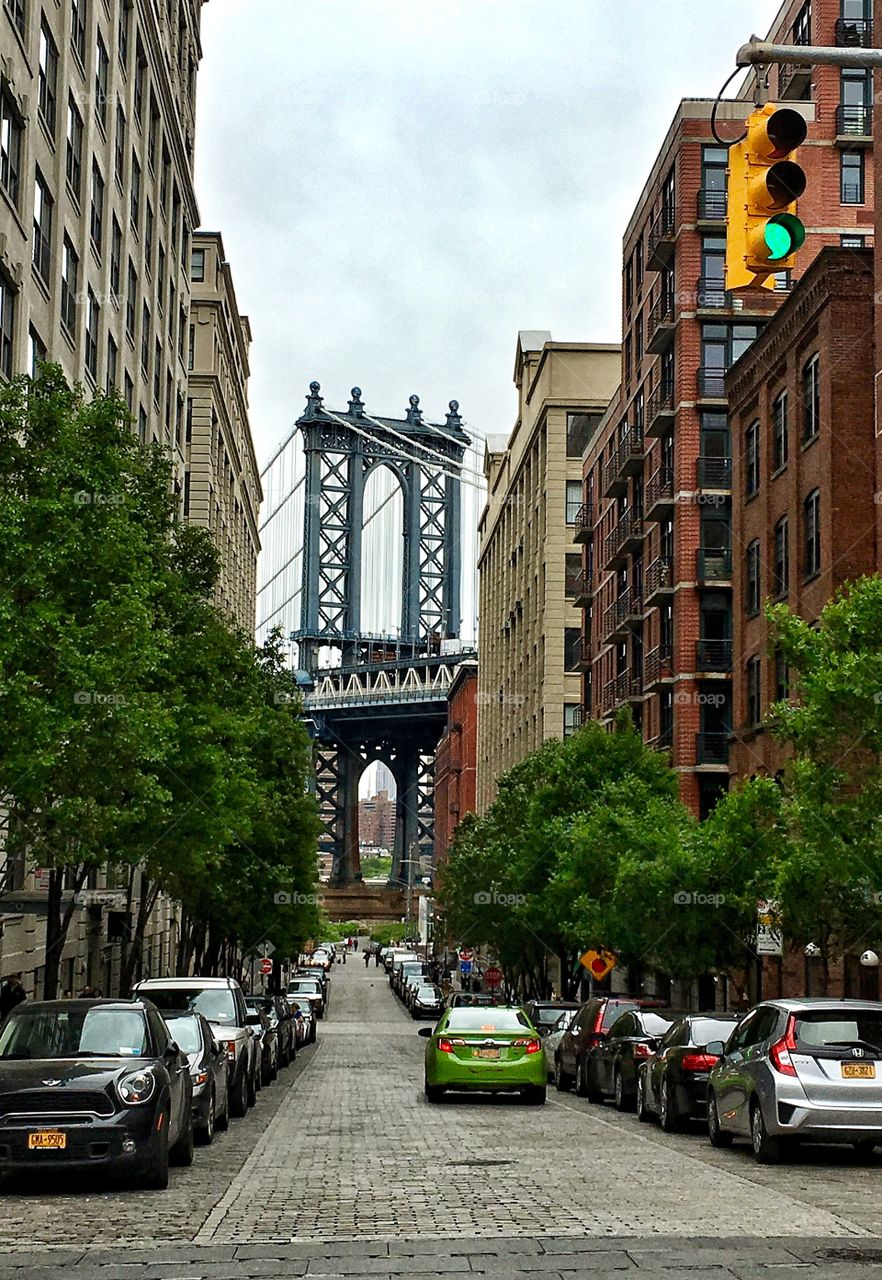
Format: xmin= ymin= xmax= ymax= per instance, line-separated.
xmin=230 ymin=1065 xmax=248 ymax=1118
xmin=659 ymin=1077 xmax=679 ymax=1133
xmin=636 ymin=1071 xmax=651 ymax=1123
xmin=248 ymin=1064 xmax=258 ymax=1105
xmin=196 ymin=1089 xmax=215 ymax=1146
xmin=751 ymin=1100 xmax=783 ymax=1164
xmin=169 ymin=1114 xmax=195 ymax=1167
xmin=554 ymin=1055 xmax=572 ymax=1092
xmin=136 ymin=1113 xmax=169 ymax=1190
xmin=523 ymin=1085 xmax=546 ymax=1105
xmin=575 ymin=1056 xmax=590 ymax=1097
xmin=215 ymin=1080 xmax=230 ymax=1132
xmin=707 ymin=1091 xmax=733 ymax=1148
xmin=424 ymin=1079 xmax=444 ymax=1103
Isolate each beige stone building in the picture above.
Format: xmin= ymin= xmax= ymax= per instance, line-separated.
xmin=186 ymin=231 xmax=261 ymax=630
xmin=476 ymin=333 xmax=619 ymax=812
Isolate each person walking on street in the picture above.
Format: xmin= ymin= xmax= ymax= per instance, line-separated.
xmin=374 ymin=947 xmax=382 ymax=967
xmin=364 ymin=948 xmax=370 ymax=967
xmin=0 ymin=973 xmax=26 ymax=1020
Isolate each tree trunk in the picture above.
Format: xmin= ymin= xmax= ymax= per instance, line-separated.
xmin=43 ymin=864 xmax=89 ymax=1000
xmin=120 ymin=875 xmax=159 ymax=993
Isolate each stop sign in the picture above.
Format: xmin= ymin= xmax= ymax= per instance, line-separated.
xmin=259 ymin=958 xmax=272 ymax=975
xmin=484 ymin=965 xmax=502 ymax=988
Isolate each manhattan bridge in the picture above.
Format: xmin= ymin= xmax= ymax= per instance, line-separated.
xmin=257 ymin=382 xmax=478 ymax=887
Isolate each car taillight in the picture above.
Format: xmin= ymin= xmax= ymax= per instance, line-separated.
xmin=222 ymin=1039 xmax=237 ymax=1059
xmin=769 ymin=1014 xmax=798 ymax=1077
xmin=681 ymin=1053 xmax=718 ymax=1072
xmin=513 ymin=1038 xmax=542 ymax=1054
xmin=437 ymin=1038 xmax=454 ymax=1053
xmin=633 ymin=1042 xmax=653 ymax=1059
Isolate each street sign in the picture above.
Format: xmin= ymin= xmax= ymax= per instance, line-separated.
xmin=756 ymin=899 xmax=783 ymax=956
xmin=580 ymin=949 xmax=617 ymax=981
xmin=257 ymin=941 xmax=276 ymax=958
xmin=484 ymin=965 xmax=502 ymax=988
xmin=459 ymin=949 xmax=473 ymax=962
xmin=259 ymin=958 xmax=273 ymax=975
xmin=459 ymin=960 xmax=472 ymax=976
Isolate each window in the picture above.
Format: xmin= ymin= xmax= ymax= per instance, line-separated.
xmin=124 ymin=371 xmax=133 ymax=411
xmin=183 ymin=469 xmax=191 ymax=516
xmin=566 ymin=412 xmax=599 ymax=459
xmin=145 ymin=200 xmax=154 ymax=266
xmin=701 ymin=145 xmax=728 ymax=194
xmin=130 ymin=154 xmax=141 ymax=229
xmin=190 ymin=247 xmax=205 ymax=282
xmin=85 ymin=287 xmax=99 ymax=379
xmin=138 ymin=405 xmax=147 ymax=443
xmin=141 ymin=302 xmax=150 ymax=374
xmin=118 ymin=0 xmax=130 ymax=70
xmin=175 ymin=394 xmax=183 ymax=447
xmin=773 ymin=517 xmax=789 ymax=599
xmin=0 ymin=272 xmax=15 ymax=378
xmin=774 ymin=647 xmax=789 ymax=703
xmin=160 ymin=145 xmax=170 ymax=211
xmin=110 ymin=215 xmax=122 ymax=297
xmin=565 ymin=480 xmax=582 ymax=524
xmin=148 ymin=96 xmax=159 ymax=171
xmin=115 ymin=103 xmax=126 ymax=184
xmin=0 ymin=87 xmax=23 ymax=208
xmin=564 ymin=628 xmax=581 ymax=673
xmin=5 ymin=0 xmax=25 ymax=36
xmin=153 ymin=338 xmax=161 ymax=404
xmin=625 ymin=257 xmax=633 ymax=312
xmin=701 ymin=234 xmax=726 ymax=287
xmin=635 ymin=236 xmax=643 ymax=293
xmin=746 ymin=540 xmax=761 ymax=617
xmin=165 ymin=371 xmax=173 ymax=433
xmin=60 ymin=235 xmax=78 ymax=334
xmin=841 ymin=150 xmax=865 ymax=204
xmin=70 ymin=0 xmax=86 ymax=63
xmin=772 ymin=391 xmax=788 ymax=472
xmin=106 ymin=333 xmax=117 ymax=393
xmin=187 ymin=323 xmax=194 ymax=370
xmin=746 ymin=656 xmax=761 ymax=728
xmin=38 ymin=20 xmax=58 ymax=133
xmin=157 ymin=242 xmax=166 ymax=307
xmin=29 ymin=325 xmax=46 ymax=377
xmin=180 ymin=219 xmax=188 ymax=270
xmin=33 ymin=170 xmax=53 ymax=283
xmin=126 ymin=260 xmax=137 ymax=338
xmin=794 ymin=0 xmax=811 ymax=44
xmin=95 ymin=32 xmax=109 ymax=129
xmin=744 ymin=420 xmax=760 ymax=496
xmin=803 ymin=354 xmax=820 ymax=441
xmin=178 ymin=304 xmax=186 ymax=362
xmin=804 ymin=489 xmax=821 ymax=579
xmin=90 ymin=161 xmax=104 ymax=252
xmin=134 ymin=39 xmax=145 ymax=122
xmin=635 ymin=309 xmax=643 ymax=364
xmin=186 ymin=396 xmax=193 ymax=443
xmin=563 ymin=704 xmax=581 ymax=738
xmin=841 ymin=234 xmax=866 ymax=248
xmin=65 ymin=97 xmax=83 ymax=199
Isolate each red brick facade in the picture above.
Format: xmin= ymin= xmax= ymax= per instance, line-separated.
xmin=433 ymin=663 xmax=478 ymax=869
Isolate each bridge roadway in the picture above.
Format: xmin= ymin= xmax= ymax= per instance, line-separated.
xmin=4 ymin=958 xmax=882 ymax=1277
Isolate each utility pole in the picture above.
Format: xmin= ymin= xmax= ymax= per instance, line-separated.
xmin=735 ymin=36 xmax=882 ymax=72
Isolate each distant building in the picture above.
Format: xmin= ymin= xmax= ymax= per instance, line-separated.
xmin=434 ymin=660 xmax=478 ymax=868
xmin=359 ymin=789 xmax=397 ymax=852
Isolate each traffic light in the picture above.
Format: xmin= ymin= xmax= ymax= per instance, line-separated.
xmin=725 ymin=104 xmax=807 ymax=291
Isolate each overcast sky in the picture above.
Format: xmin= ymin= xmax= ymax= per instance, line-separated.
xmin=194 ymin=0 xmax=779 ymax=467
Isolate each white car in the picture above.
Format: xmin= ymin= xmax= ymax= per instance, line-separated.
xmin=543 ymin=1010 xmax=578 ymax=1082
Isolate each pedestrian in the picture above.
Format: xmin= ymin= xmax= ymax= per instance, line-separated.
xmin=364 ymin=948 xmax=370 ymax=967
xmin=79 ymin=985 xmax=94 ymax=997
xmin=353 ymin=938 xmax=359 ymax=952
xmin=0 ymin=973 xmax=25 ymax=1020
xmin=374 ymin=948 xmax=382 ymax=967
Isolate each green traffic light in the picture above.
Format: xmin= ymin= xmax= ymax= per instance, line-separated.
xmin=764 ymin=213 xmax=806 ymax=262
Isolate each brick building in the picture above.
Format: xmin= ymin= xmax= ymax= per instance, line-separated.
xmin=728 ymin=247 xmax=876 ymax=783
xmin=359 ymin=789 xmax=397 ymax=853
xmin=433 ymin=660 xmax=478 ymax=869
xmin=577 ymin=0 xmax=874 ymax=819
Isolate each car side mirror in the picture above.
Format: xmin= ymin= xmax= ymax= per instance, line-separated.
xmin=417 ymin=1027 xmax=433 ymax=1038
xmin=165 ymin=1041 xmax=180 ymax=1059
xmin=704 ymin=1040 xmax=726 ymax=1058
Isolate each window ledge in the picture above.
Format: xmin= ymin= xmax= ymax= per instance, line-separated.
xmin=771 ymin=463 xmax=788 ymax=480
xmin=801 ymin=431 xmax=820 ymax=452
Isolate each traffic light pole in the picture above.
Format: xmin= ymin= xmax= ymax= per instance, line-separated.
xmin=736 ymin=37 xmax=882 ymax=71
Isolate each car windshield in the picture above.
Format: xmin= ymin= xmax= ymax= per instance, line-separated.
xmin=417 ymin=986 xmax=439 ymax=998
xmin=445 ymin=1008 xmax=531 ymax=1032
xmin=0 ymin=1007 xmax=149 ymax=1059
xmin=164 ymin=1015 xmax=202 ymax=1055
xmin=288 ymin=981 xmax=320 ymax=994
xmin=532 ymin=1006 xmax=575 ymax=1028
xmin=291 ymin=1000 xmax=312 ymax=1014
xmin=640 ymin=1013 xmax=673 ymax=1035
xmin=140 ymin=987 xmax=237 ymax=1024
xmin=691 ymin=1018 xmax=738 ymax=1046
xmin=794 ymin=1010 xmax=882 ymax=1051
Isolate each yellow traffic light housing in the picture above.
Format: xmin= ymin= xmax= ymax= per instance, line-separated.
xmin=726 ymin=104 xmax=807 ymax=291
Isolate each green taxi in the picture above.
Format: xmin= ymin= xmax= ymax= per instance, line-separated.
xmin=419 ymin=1005 xmax=546 ymax=1104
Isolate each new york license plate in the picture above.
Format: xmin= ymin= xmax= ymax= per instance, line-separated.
xmin=842 ymin=1062 xmax=876 ymax=1079
xmin=27 ymin=1130 xmax=66 ymax=1150
xmin=473 ymin=1048 xmax=500 ymax=1059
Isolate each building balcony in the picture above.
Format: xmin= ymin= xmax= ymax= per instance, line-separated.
xmin=696 ymin=188 xmax=727 ymax=223
xmin=604 ymin=589 xmax=644 ymax=641
xmin=644 ymin=646 xmax=673 ymax=689
xmin=695 ymin=731 xmax=729 ymax=766
xmin=695 ymin=276 xmax=732 ymax=312
xmin=616 ymin=669 xmax=644 ymax=705
xmin=572 ymin=501 xmax=594 ymax=543
xmin=645 ymin=466 xmax=674 ymax=520
xmin=696 ymin=547 xmax=732 ymax=584
xmin=603 ymin=430 xmax=644 ymax=498
xmin=695 ymin=455 xmax=731 ymax=491
xmin=695 ymin=639 xmax=732 ymax=673
xmin=835 ymin=104 xmax=873 ymax=145
xmin=647 ymin=206 xmax=676 ymax=271
xmin=579 ymin=634 xmax=594 ymax=669
xmin=777 ymin=61 xmax=811 ymax=100
xmin=835 ymin=16 xmax=874 ymax=46
xmin=647 ymin=291 xmax=676 ymax=354
xmin=644 ymin=555 xmax=674 ymax=604
xmin=648 ymin=724 xmax=673 ymax=753
xmin=646 ymin=381 xmax=675 ymax=438
xmin=696 ymin=367 xmax=726 ymax=401
xmin=570 ymin=570 xmax=594 ymax=606
xmin=603 ymin=509 xmax=644 ymax=568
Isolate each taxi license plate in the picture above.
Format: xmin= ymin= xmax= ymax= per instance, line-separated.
xmin=842 ymin=1062 xmax=876 ymax=1079
xmin=27 ymin=1130 xmax=66 ymax=1150
xmin=473 ymin=1048 xmax=500 ymax=1060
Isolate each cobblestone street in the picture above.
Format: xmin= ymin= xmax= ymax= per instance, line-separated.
xmin=4 ymin=962 xmax=882 ymax=1277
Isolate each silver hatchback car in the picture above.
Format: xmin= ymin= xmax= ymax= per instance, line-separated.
xmin=706 ymin=998 xmax=882 ymax=1163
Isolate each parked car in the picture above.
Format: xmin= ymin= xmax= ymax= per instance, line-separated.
xmin=244 ymin=998 xmax=279 ymax=1086
xmin=296 ymin=966 xmax=330 ymax=1001
xmin=266 ymin=996 xmax=297 ymax=1067
xmin=554 ymin=996 xmax=643 ymax=1092
xmin=706 ymin=998 xmax=882 ymax=1163
xmin=445 ymin=993 xmax=497 ymax=1009
xmin=133 ymin=976 xmax=258 ymax=1118
xmin=586 ymin=1008 xmax=676 ymax=1110
xmin=543 ymin=1009 xmax=578 ymax=1082
xmin=309 ymin=949 xmax=333 ymax=971
xmin=523 ymin=1000 xmax=582 ymax=1038
xmin=420 ymin=1005 xmax=546 ymax=1103
xmin=411 ymin=984 xmax=444 ymax=1020
xmin=404 ymin=971 xmax=434 ymax=1009
xmin=637 ymin=1013 xmax=740 ymax=1131
xmin=0 ymin=998 xmax=193 ymax=1189
xmin=286 ymin=977 xmax=325 ymax=1019
xmin=384 ymin=948 xmax=416 ymax=974
xmin=396 ymin=962 xmax=429 ymax=999
xmin=289 ymin=998 xmax=316 ymax=1045
xmin=163 ymin=1011 xmax=230 ymax=1144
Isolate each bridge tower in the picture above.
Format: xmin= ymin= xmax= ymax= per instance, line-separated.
xmin=293 ymin=383 xmax=472 ymax=887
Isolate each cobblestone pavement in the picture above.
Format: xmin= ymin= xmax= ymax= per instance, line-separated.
xmin=4 ymin=959 xmax=882 ymax=1276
